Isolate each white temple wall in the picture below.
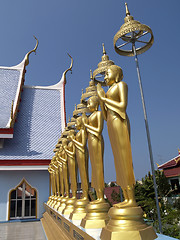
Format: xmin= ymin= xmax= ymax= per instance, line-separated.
xmin=0 ymin=170 xmax=49 ymax=222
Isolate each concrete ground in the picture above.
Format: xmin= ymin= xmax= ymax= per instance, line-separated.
xmin=0 ymin=221 xmax=46 ymax=240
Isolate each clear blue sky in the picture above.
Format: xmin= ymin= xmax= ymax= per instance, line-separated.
xmin=1 ymin=0 xmax=179 ymax=182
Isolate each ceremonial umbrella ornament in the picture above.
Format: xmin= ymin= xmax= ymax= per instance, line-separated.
xmin=93 ymin=44 xmax=114 ymax=85
xmin=67 ymin=117 xmax=76 ymax=130
xmin=113 ymin=3 xmax=162 ymax=233
xmin=81 ymin=70 xmax=97 ymax=102
xmin=73 ymin=101 xmax=90 ymax=118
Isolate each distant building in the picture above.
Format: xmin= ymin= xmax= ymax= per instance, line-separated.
xmin=158 ymin=151 xmax=180 ymax=193
xmin=104 ymin=187 xmax=121 ymax=205
xmin=104 ymin=182 xmax=121 ymax=205
xmin=0 ymin=43 xmax=66 ymax=221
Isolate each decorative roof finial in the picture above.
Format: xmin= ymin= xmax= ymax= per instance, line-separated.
xmin=68 ymin=116 xmax=70 ymax=122
xmin=25 ymin=36 xmax=38 ymax=66
xmin=125 ymin=2 xmax=130 ymax=16
xmin=102 ymin=43 xmax=106 ymax=55
xmin=63 ymin=53 xmax=73 ymax=84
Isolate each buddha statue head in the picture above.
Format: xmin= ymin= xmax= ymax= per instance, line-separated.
xmin=75 ymin=116 xmax=83 ymax=130
xmin=87 ymin=96 xmax=99 ymax=112
xmin=68 ymin=129 xmax=75 ymax=140
xmin=104 ymin=65 xmax=123 ymax=86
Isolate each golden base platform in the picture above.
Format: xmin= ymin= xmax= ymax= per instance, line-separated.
xmin=54 ymin=197 xmax=62 ymax=210
xmin=62 ymin=197 xmax=76 ymax=215
xmin=69 ymin=198 xmax=89 ymax=220
xmin=57 ymin=197 xmax=68 ymax=213
xmin=100 ymin=206 xmax=157 ymax=240
xmin=80 ymin=201 xmax=110 ymax=229
xmin=42 ymin=203 xmax=157 ymax=240
xmin=50 ymin=196 xmax=57 ymax=208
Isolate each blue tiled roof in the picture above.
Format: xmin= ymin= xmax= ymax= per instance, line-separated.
xmin=0 ymin=69 xmax=21 ymax=128
xmin=0 ymin=87 xmax=62 ymax=159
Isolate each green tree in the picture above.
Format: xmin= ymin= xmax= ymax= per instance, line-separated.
xmin=155 ymin=170 xmax=171 ymax=197
xmin=134 ymin=170 xmax=180 ymax=238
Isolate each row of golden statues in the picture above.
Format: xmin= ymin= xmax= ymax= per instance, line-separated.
xmin=47 ymin=64 xmax=157 ymax=239
xmin=47 ymin=3 xmax=157 ymax=240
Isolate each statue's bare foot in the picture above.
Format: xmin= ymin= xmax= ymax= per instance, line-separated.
xmin=114 ymin=200 xmax=137 ymax=208
xmin=121 ymin=200 xmax=138 ymax=208
xmin=81 ymin=197 xmax=88 ymax=201
xmin=90 ymin=198 xmax=106 ymax=204
xmin=113 ymin=199 xmax=128 ymax=208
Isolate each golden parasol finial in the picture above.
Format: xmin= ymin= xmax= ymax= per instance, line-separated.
xmin=125 ymin=2 xmax=130 ymax=16
xmin=102 ymin=43 xmax=106 ymax=55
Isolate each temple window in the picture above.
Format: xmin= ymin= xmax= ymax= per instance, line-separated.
xmin=9 ymin=179 xmax=37 ymax=220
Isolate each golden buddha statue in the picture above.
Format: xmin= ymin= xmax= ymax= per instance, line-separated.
xmin=80 ymin=96 xmax=110 ymax=229
xmin=47 ymin=166 xmax=55 ymax=205
xmin=69 ymin=115 xmax=89 ymax=220
xmin=56 ymin=154 xmax=64 ymax=198
xmin=62 ymin=130 xmax=78 ymax=215
xmin=49 ymin=161 xmax=58 ymax=207
xmin=64 ymin=130 xmax=77 ymax=198
xmin=83 ymin=96 xmax=105 ymax=203
xmin=57 ymin=142 xmax=69 ymax=212
xmin=52 ymin=157 xmax=61 ymax=208
xmin=71 ymin=116 xmax=89 ymax=200
xmin=59 ymin=142 xmax=69 ymax=198
xmin=98 ymin=65 xmax=157 ymax=240
xmin=97 ymin=64 xmax=136 ymax=208
xmin=54 ymin=153 xmax=64 ymax=210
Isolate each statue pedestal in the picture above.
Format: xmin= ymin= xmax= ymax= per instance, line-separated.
xmin=57 ymin=197 xmax=67 ymax=213
xmin=48 ymin=195 xmax=55 ymax=206
xmin=100 ymin=206 xmax=157 ymax=240
xmin=62 ymin=197 xmax=76 ymax=215
xmin=80 ymin=201 xmax=110 ymax=229
xmin=46 ymin=196 xmax=52 ymax=205
xmin=54 ymin=196 xmax=62 ymax=210
xmin=51 ymin=196 xmax=58 ymax=208
xmin=69 ymin=198 xmax=89 ymax=220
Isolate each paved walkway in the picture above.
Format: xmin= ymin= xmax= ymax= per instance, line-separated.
xmin=0 ymin=221 xmax=47 ymax=240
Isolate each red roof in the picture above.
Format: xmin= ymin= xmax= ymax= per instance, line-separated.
xmin=163 ymin=166 xmax=180 ymax=178
xmin=158 ymin=155 xmax=180 ymax=169
xmin=158 ymin=154 xmax=180 ymax=178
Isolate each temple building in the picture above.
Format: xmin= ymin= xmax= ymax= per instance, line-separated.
xmin=0 ymin=41 xmax=66 ymax=221
xmin=158 ymin=151 xmax=180 ymax=193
